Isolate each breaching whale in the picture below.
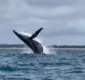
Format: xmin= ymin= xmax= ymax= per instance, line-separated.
xmin=13 ymin=28 xmax=44 ymax=54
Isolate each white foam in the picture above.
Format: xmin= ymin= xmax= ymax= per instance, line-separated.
xmin=33 ymin=36 xmax=50 ymax=54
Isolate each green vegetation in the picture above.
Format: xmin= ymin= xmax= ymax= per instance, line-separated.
xmin=52 ymin=45 xmax=85 ymax=48
xmin=0 ymin=44 xmax=85 ymax=48
xmin=0 ymin=44 xmax=25 ymax=48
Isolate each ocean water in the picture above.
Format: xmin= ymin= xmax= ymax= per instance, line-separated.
xmin=0 ymin=49 xmax=85 ymax=80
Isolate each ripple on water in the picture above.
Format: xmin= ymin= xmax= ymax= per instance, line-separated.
xmin=0 ymin=49 xmax=85 ymax=80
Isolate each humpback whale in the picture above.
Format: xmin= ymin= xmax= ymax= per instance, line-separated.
xmin=13 ymin=28 xmax=44 ymax=54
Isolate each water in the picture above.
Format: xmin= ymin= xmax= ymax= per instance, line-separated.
xmin=0 ymin=49 xmax=85 ymax=80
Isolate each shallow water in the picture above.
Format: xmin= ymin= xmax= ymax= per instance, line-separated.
xmin=0 ymin=49 xmax=85 ymax=80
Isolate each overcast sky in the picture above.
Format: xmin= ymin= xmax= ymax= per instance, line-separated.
xmin=0 ymin=0 xmax=85 ymax=45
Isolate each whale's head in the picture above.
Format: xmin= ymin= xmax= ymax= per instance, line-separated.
xmin=13 ymin=30 xmax=31 ymax=39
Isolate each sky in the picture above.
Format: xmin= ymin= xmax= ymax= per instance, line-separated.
xmin=0 ymin=0 xmax=85 ymax=45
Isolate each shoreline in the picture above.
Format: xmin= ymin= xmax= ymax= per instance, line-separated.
xmin=0 ymin=47 xmax=85 ymax=50
xmin=50 ymin=48 xmax=85 ymax=50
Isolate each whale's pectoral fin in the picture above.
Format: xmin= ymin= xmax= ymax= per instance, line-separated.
xmin=29 ymin=28 xmax=43 ymax=39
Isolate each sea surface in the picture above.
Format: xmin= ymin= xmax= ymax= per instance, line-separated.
xmin=0 ymin=49 xmax=85 ymax=80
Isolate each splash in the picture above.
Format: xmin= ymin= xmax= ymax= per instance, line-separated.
xmin=34 ymin=37 xmax=50 ymax=54
xmin=43 ymin=45 xmax=50 ymax=54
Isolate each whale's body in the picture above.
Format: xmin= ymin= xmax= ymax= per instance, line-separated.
xmin=13 ymin=28 xmax=44 ymax=54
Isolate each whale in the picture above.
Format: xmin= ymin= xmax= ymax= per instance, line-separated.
xmin=13 ymin=28 xmax=44 ymax=54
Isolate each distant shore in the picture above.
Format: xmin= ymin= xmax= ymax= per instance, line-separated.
xmin=0 ymin=48 xmax=85 ymax=51
xmin=0 ymin=44 xmax=85 ymax=50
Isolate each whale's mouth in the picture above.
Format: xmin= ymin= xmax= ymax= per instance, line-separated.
xmin=13 ymin=30 xmax=29 ymax=38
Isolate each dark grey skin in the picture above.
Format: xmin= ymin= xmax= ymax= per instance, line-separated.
xmin=13 ymin=28 xmax=44 ymax=54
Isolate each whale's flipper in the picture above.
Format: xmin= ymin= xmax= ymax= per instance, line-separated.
xmin=29 ymin=28 xmax=43 ymax=39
